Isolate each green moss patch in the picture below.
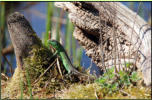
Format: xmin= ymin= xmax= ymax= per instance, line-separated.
xmin=58 ymin=83 xmax=151 ymax=99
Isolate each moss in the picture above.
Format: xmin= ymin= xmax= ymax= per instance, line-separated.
xmin=58 ymin=82 xmax=151 ymax=99
xmin=23 ymin=44 xmax=78 ymax=86
xmin=3 ymin=42 xmax=84 ymax=99
xmin=58 ymin=83 xmax=101 ymax=99
xmin=59 ymin=69 xmax=151 ymax=99
xmin=3 ymin=44 xmax=54 ymax=98
xmin=103 ymin=85 xmax=151 ymax=99
xmin=4 ymin=67 xmax=28 ymax=99
xmin=24 ymin=45 xmax=53 ymax=83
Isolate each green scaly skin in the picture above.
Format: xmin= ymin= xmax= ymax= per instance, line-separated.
xmin=47 ymin=40 xmax=94 ymax=80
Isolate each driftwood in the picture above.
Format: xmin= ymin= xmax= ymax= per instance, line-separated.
xmin=55 ymin=2 xmax=151 ymax=86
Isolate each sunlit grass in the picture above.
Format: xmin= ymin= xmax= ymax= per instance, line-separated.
xmin=20 ymin=78 xmax=24 ymax=99
xmin=26 ymin=71 xmax=33 ymax=99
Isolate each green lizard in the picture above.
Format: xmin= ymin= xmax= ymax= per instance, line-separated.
xmin=47 ymin=39 xmax=94 ymax=79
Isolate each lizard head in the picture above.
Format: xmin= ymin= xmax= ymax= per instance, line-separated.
xmin=47 ymin=39 xmax=61 ymax=50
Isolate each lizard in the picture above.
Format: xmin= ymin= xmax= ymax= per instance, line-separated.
xmin=47 ymin=39 xmax=95 ymax=80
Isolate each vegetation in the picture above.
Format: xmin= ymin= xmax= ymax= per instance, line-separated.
xmin=1 ymin=2 xmax=151 ymax=99
xmin=3 ymin=42 xmax=80 ymax=99
xmin=95 ymin=66 xmax=140 ymax=95
xmin=43 ymin=2 xmax=54 ymax=46
xmin=59 ymin=66 xmax=151 ymax=99
xmin=59 ymin=81 xmax=151 ymax=99
xmin=0 ymin=2 xmax=6 ymax=73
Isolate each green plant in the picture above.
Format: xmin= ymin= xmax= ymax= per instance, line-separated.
xmin=0 ymin=3 xmax=3 ymax=72
xmin=95 ymin=67 xmax=118 ymax=95
xmin=96 ymin=64 xmax=141 ymax=95
xmin=20 ymin=78 xmax=24 ymax=99
xmin=125 ymin=62 xmax=132 ymax=68
xmin=65 ymin=14 xmax=73 ymax=56
xmin=25 ymin=70 xmax=33 ymax=99
xmin=43 ymin=2 xmax=54 ymax=46
xmin=0 ymin=2 xmax=7 ymax=74
xmin=64 ymin=13 xmax=83 ymax=67
xmin=130 ymin=71 xmax=140 ymax=82
xmin=76 ymin=47 xmax=83 ymax=67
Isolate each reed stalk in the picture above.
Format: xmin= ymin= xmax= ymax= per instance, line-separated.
xmin=55 ymin=8 xmax=63 ymax=41
xmin=0 ymin=2 xmax=6 ymax=73
xmin=43 ymin=2 xmax=54 ymax=46
xmin=76 ymin=47 xmax=83 ymax=67
xmin=65 ymin=14 xmax=72 ymax=56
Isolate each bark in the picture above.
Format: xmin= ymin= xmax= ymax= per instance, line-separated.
xmin=7 ymin=12 xmax=42 ymax=69
xmin=55 ymin=2 xmax=151 ymax=86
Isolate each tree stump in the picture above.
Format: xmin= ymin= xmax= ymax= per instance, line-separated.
xmin=7 ymin=12 xmax=42 ymax=69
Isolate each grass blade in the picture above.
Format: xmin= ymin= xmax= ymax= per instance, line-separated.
xmin=0 ymin=2 xmax=6 ymax=74
xmin=26 ymin=70 xmax=33 ymax=99
xmin=76 ymin=47 xmax=83 ymax=67
xmin=65 ymin=14 xmax=73 ymax=56
xmin=43 ymin=2 xmax=54 ymax=46
xmin=72 ymin=35 xmax=76 ymax=65
xmin=20 ymin=78 xmax=24 ymax=99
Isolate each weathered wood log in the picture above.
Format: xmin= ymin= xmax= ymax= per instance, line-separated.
xmin=55 ymin=2 xmax=151 ymax=86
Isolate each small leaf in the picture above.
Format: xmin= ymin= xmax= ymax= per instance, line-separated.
xmin=130 ymin=71 xmax=140 ymax=82
xmin=96 ymin=77 xmax=107 ymax=85
xmin=111 ymin=83 xmax=118 ymax=91
xmin=123 ymin=75 xmax=131 ymax=86
xmin=99 ymin=78 xmax=106 ymax=84
xmin=109 ymin=73 xmax=115 ymax=79
xmin=118 ymin=70 xmax=125 ymax=78
xmin=125 ymin=62 xmax=132 ymax=68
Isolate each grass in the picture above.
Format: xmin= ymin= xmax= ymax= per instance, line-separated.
xmin=64 ymin=13 xmax=83 ymax=67
xmin=0 ymin=2 xmax=5 ymax=48
xmin=72 ymin=34 xmax=76 ymax=65
xmin=20 ymin=77 xmax=24 ymax=99
xmin=76 ymin=47 xmax=83 ymax=67
xmin=25 ymin=71 xmax=33 ymax=99
xmin=55 ymin=8 xmax=62 ymax=41
xmin=43 ymin=2 xmax=54 ymax=46
xmin=65 ymin=15 xmax=72 ymax=56
xmin=0 ymin=2 xmax=6 ymax=74
xmin=0 ymin=3 xmax=4 ymax=73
